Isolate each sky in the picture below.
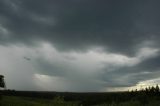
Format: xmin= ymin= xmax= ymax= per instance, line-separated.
xmin=0 ymin=0 xmax=160 ymax=92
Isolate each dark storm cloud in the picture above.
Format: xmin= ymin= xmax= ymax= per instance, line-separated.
xmin=136 ymin=55 xmax=160 ymax=71
xmin=100 ymin=53 xmax=160 ymax=87
xmin=0 ymin=0 xmax=160 ymax=55
xmin=1 ymin=0 xmax=160 ymax=91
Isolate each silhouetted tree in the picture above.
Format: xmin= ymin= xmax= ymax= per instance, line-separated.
xmin=0 ymin=75 xmax=6 ymax=101
xmin=0 ymin=75 xmax=5 ymax=89
xmin=155 ymin=84 xmax=159 ymax=93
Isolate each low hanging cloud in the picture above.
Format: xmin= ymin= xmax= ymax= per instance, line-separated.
xmin=0 ymin=0 xmax=160 ymax=91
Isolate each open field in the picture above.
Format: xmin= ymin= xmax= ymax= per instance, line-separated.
xmin=1 ymin=95 xmax=160 ymax=106
xmin=0 ymin=96 xmax=80 ymax=106
xmin=1 ymin=87 xmax=160 ymax=106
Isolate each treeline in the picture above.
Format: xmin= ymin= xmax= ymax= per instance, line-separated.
xmin=1 ymin=85 xmax=160 ymax=106
xmin=132 ymin=84 xmax=160 ymax=94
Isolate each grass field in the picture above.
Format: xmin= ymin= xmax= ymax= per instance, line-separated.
xmin=0 ymin=96 xmax=80 ymax=106
xmin=1 ymin=95 xmax=160 ymax=106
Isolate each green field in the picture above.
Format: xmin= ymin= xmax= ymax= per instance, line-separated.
xmin=1 ymin=95 xmax=160 ymax=106
xmin=0 ymin=96 xmax=80 ymax=106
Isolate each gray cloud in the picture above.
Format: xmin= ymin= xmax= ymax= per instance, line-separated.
xmin=0 ymin=0 xmax=160 ymax=55
xmin=0 ymin=0 xmax=160 ymax=91
xmin=100 ymin=52 xmax=160 ymax=88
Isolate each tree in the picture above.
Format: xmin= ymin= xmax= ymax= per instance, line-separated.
xmin=0 ymin=75 xmax=5 ymax=89
xmin=0 ymin=75 xmax=6 ymax=100
xmin=155 ymin=84 xmax=160 ymax=93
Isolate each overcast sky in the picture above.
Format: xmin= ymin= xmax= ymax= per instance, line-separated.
xmin=0 ymin=0 xmax=160 ymax=92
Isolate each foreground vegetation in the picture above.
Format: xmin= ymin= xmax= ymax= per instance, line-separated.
xmin=1 ymin=95 xmax=160 ymax=106
xmin=1 ymin=85 xmax=160 ymax=106
xmin=0 ymin=96 xmax=80 ymax=106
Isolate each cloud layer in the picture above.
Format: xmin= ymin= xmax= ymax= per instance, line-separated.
xmin=0 ymin=0 xmax=160 ymax=91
